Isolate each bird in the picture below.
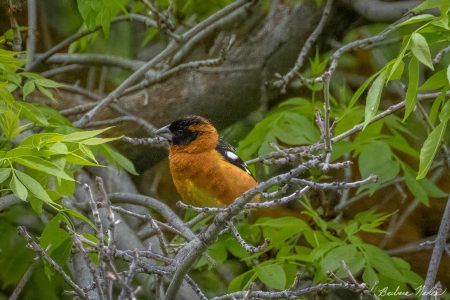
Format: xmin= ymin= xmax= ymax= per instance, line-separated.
xmin=155 ymin=115 xmax=257 ymax=208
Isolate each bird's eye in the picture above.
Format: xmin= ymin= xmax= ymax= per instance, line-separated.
xmin=176 ymin=129 xmax=184 ymax=135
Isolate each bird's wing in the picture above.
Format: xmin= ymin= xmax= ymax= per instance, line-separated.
xmin=215 ymin=139 xmax=253 ymax=177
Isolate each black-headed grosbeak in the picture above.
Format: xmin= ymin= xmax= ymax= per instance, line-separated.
xmin=155 ymin=115 xmax=256 ymax=208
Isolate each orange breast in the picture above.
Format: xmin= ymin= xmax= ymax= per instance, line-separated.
xmin=169 ymin=150 xmax=257 ymax=207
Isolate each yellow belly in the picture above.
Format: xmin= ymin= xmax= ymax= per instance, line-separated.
xmin=175 ymin=180 xmax=224 ymax=207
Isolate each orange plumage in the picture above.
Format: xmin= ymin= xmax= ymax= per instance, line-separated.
xmin=156 ymin=116 xmax=257 ymax=207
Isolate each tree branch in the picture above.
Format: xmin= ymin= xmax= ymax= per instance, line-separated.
xmin=422 ymin=195 xmax=450 ymax=299
xmin=339 ymin=0 xmax=422 ymax=22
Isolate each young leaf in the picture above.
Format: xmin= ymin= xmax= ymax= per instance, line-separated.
xmin=411 ymin=33 xmax=434 ymax=70
xmin=362 ymin=244 xmax=406 ymax=281
xmin=420 ymin=69 xmax=448 ymax=90
xmin=404 ymin=57 xmax=419 ymax=121
xmin=429 ymin=87 xmax=448 ymax=125
xmin=98 ymin=144 xmax=138 ymax=175
xmin=397 ymin=14 xmax=435 ymax=27
xmin=14 ymin=156 xmax=74 ymax=181
xmin=22 ymin=80 xmax=35 ymax=99
xmin=62 ymin=127 xmax=112 ymax=142
xmin=15 ymin=169 xmax=54 ymax=204
xmin=62 ymin=208 xmax=96 ymax=230
xmin=256 ymin=264 xmax=286 ymax=290
xmin=10 ymin=173 xmax=28 ymax=201
xmin=439 ymin=100 xmax=450 ymax=122
xmin=364 ymin=71 xmax=386 ymax=128
xmin=348 ymin=71 xmax=381 ymax=108
xmin=447 ymin=64 xmax=450 ymax=83
xmin=404 ymin=166 xmax=428 ymax=204
xmin=40 ymin=214 xmax=71 ymax=252
xmin=321 ymin=244 xmax=357 ymax=273
xmin=363 ymin=265 xmax=379 ymax=288
xmin=417 ymin=120 xmax=448 ymax=179
xmin=228 ymin=270 xmax=256 ymax=292
xmin=0 ymin=168 xmax=11 ymax=183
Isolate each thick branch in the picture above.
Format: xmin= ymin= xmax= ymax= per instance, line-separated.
xmin=422 ymin=195 xmax=450 ymax=299
xmin=340 ymin=0 xmax=421 ymax=22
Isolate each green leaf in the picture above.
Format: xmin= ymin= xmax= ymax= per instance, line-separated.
xmin=37 ymin=85 xmax=55 ymax=102
xmin=404 ymin=57 xmax=419 ymax=121
xmin=15 ymin=169 xmax=54 ymax=205
xmin=40 ymin=214 xmax=71 ymax=252
xmin=228 ymin=270 xmax=256 ymax=292
xmin=364 ymin=71 xmax=386 ymax=128
xmin=35 ymin=78 xmax=63 ymax=88
xmin=413 ymin=0 xmax=449 ymax=11
xmin=98 ymin=145 xmax=138 ymax=175
xmin=321 ymin=244 xmax=356 ymax=273
xmin=410 ymin=33 xmax=434 ymax=70
xmin=404 ymin=166 xmax=428 ymax=204
xmin=208 ymin=240 xmax=228 ymax=264
xmin=22 ymin=80 xmax=35 ymax=99
xmin=0 ymin=168 xmax=11 ymax=184
xmin=363 ymin=265 xmax=379 ymax=288
xmin=447 ymin=64 xmax=450 ymax=84
xmin=62 ymin=208 xmax=96 ymax=230
xmin=62 ymin=127 xmax=112 ymax=142
xmin=386 ymin=59 xmax=404 ymax=81
xmin=397 ymin=14 xmax=435 ymax=26
xmin=439 ymin=100 xmax=450 ymax=122
xmin=348 ymin=71 xmax=380 ymax=108
xmin=256 ymin=264 xmax=286 ymax=290
xmin=14 ymin=156 xmax=73 ymax=181
xmin=29 ymin=195 xmax=44 ymax=214
xmin=77 ymin=0 xmax=127 ymax=36
xmin=10 ymin=173 xmax=28 ymax=201
xmin=81 ymin=137 xmax=119 ymax=145
xmin=358 ymin=140 xmax=400 ymax=192
xmin=417 ymin=120 xmax=448 ymax=179
xmin=362 ymin=244 xmax=406 ymax=282
xmin=66 ymin=152 xmax=100 ymax=166
xmin=429 ymin=87 xmax=448 ymax=125
xmin=420 ymin=69 xmax=448 ymax=90
xmin=420 ymin=178 xmax=447 ymax=198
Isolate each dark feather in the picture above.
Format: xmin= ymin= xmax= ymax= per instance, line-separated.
xmin=216 ymin=139 xmax=253 ymax=177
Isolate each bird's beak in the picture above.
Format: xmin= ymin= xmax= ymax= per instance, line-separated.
xmin=154 ymin=125 xmax=172 ymax=141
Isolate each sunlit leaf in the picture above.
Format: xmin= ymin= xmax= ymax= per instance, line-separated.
xmin=364 ymin=71 xmax=386 ymax=128
xmin=10 ymin=173 xmax=27 ymax=201
xmin=15 ymin=170 xmax=54 ymax=205
xmin=417 ymin=120 xmax=448 ymax=179
xmin=410 ymin=33 xmax=433 ymax=70
xmin=404 ymin=57 xmax=419 ymax=121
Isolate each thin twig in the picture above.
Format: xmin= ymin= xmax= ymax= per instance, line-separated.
xmin=433 ymin=45 xmax=450 ymax=64
xmin=73 ymin=0 xmax=254 ymax=127
xmin=272 ymin=0 xmax=333 ymax=92
xmin=27 ymin=14 xmax=157 ymax=71
xmin=291 ymin=175 xmax=377 ymax=190
xmin=8 ymin=261 xmax=38 ymax=300
xmin=228 ymin=220 xmax=269 ymax=253
xmin=17 ymin=226 xmax=88 ymax=300
xmin=26 ymin=0 xmax=37 ymax=69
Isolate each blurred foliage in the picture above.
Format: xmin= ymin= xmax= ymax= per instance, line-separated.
xmin=203 ymin=207 xmax=422 ymax=294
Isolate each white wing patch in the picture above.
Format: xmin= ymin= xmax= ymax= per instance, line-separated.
xmin=225 ymin=150 xmax=239 ymax=161
xmin=225 ymin=151 xmax=252 ymax=175
xmin=216 ymin=139 xmax=254 ymax=177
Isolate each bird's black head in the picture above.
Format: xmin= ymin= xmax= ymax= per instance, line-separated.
xmin=156 ymin=115 xmax=213 ymax=146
